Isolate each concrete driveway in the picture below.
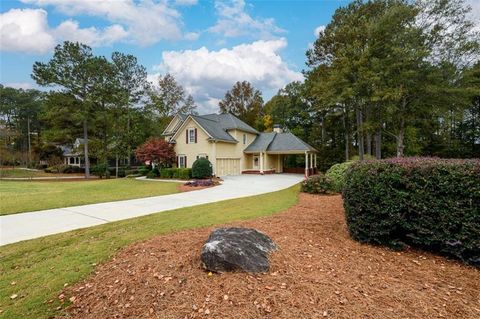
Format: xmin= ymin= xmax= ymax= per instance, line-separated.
xmin=0 ymin=174 xmax=303 ymax=246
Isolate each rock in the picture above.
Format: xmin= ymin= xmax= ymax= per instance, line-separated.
xmin=200 ymin=227 xmax=277 ymax=273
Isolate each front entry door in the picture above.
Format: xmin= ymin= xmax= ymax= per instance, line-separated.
xmin=253 ymin=155 xmax=259 ymax=169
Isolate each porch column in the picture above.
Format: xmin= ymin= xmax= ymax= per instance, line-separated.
xmin=305 ymin=152 xmax=309 ymax=178
xmin=260 ymin=152 xmax=264 ymax=174
xmin=211 ymin=141 xmax=217 ymax=176
xmin=314 ymin=154 xmax=317 ymax=173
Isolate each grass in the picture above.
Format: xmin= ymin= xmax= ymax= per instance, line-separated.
xmin=0 ymin=168 xmax=75 ymax=178
xmin=0 ymin=184 xmax=300 ymax=319
xmin=0 ymin=179 xmax=180 ymax=215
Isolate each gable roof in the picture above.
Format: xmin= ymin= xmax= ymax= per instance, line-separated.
xmin=244 ymin=131 xmax=317 ymax=153
xmin=169 ymin=113 xmax=259 ymax=143
xmin=162 ymin=113 xmax=188 ymax=136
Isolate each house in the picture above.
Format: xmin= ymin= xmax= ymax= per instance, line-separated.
xmin=163 ymin=113 xmax=318 ymax=177
xmin=60 ymin=138 xmax=84 ymax=167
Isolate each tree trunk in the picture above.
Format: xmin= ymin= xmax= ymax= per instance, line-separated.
xmin=83 ymin=119 xmax=90 ymax=178
xmin=396 ymin=98 xmax=406 ymax=157
xmin=396 ymin=117 xmax=405 ymax=157
xmin=343 ymin=104 xmax=350 ymax=161
xmin=366 ymin=133 xmax=372 ymax=156
xmin=115 ymin=154 xmax=119 ymax=178
xmin=375 ymin=129 xmax=382 ymax=159
xmin=356 ymin=106 xmax=364 ymax=160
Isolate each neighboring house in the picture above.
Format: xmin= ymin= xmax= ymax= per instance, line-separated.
xmin=60 ymin=138 xmax=84 ymax=167
xmin=163 ymin=113 xmax=318 ymax=177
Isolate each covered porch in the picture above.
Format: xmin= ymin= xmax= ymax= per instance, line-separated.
xmin=243 ymin=151 xmax=318 ymax=177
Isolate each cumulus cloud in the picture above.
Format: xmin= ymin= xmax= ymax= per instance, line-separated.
xmin=0 ymin=8 xmax=130 ymax=53
xmin=209 ymin=0 xmax=284 ymax=39
xmin=153 ymin=38 xmax=303 ymax=113
xmin=0 ymin=9 xmax=55 ymax=54
xmin=53 ymin=20 xmax=128 ymax=47
xmin=22 ymin=0 xmax=183 ymax=45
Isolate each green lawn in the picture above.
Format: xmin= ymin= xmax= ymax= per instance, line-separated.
xmin=0 ymin=179 xmax=180 ymax=215
xmin=0 ymin=185 xmax=299 ymax=319
xmin=0 ymin=168 xmax=75 ymax=178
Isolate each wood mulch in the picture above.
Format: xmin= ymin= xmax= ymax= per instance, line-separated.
xmin=59 ymin=194 xmax=480 ymax=319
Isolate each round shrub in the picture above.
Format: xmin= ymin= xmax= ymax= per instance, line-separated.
xmin=325 ymin=161 xmax=353 ymax=193
xmin=192 ymin=158 xmax=212 ymax=179
xmin=301 ymin=174 xmax=334 ymax=194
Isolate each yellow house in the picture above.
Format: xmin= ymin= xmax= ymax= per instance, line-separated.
xmin=163 ymin=113 xmax=318 ymax=177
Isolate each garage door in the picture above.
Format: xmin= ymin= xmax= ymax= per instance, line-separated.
xmin=216 ymin=158 xmax=241 ymax=176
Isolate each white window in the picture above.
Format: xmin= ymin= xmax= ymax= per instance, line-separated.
xmin=188 ymin=128 xmax=196 ymax=144
xmin=243 ymin=134 xmax=247 ymax=144
xmin=178 ymin=155 xmax=186 ymax=168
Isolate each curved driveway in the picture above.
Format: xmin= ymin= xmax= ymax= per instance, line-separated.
xmin=0 ymin=174 xmax=303 ymax=246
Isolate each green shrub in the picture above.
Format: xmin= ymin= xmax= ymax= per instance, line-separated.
xmin=325 ymin=161 xmax=353 ymax=192
xmin=138 ymin=165 xmax=151 ymax=176
xmin=301 ymin=174 xmax=334 ymax=194
xmin=91 ymin=164 xmax=110 ymax=178
xmin=343 ymin=157 xmax=480 ymax=266
xmin=160 ymin=168 xmax=173 ymax=178
xmin=160 ymin=168 xmax=192 ymax=179
xmin=178 ymin=168 xmax=192 ymax=179
xmin=146 ymin=170 xmax=157 ymax=179
xmin=192 ymin=158 xmax=213 ymax=179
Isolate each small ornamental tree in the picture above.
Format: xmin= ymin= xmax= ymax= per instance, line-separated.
xmin=135 ymin=138 xmax=176 ymax=168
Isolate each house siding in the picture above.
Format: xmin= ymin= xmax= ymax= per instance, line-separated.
xmin=172 ymin=118 xmax=214 ymax=169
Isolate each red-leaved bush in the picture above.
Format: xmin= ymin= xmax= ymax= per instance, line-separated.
xmin=135 ymin=138 xmax=176 ymax=167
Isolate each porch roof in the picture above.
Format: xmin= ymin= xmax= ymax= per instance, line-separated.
xmin=244 ymin=131 xmax=317 ymax=154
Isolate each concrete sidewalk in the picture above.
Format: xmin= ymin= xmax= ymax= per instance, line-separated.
xmin=0 ymin=174 xmax=303 ymax=246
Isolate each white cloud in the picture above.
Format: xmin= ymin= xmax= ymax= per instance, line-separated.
xmin=53 ymin=20 xmax=128 ymax=47
xmin=3 ymin=82 xmax=34 ymax=90
xmin=153 ymin=38 xmax=303 ymax=113
xmin=22 ymin=0 xmax=183 ymax=45
xmin=0 ymin=8 xmax=130 ymax=53
xmin=209 ymin=0 xmax=284 ymax=39
xmin=184 ymin=32 xmax=200 ymax=41
xmin=314 ymin=25 xmax=325 ymax=36
xmin=175 ymin=0 xmax=198 ymax=5
xmin=0 ymin=9 xmax=55 ymax=54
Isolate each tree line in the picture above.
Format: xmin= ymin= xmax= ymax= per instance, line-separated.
xmin=1 ymin=0 xmax=478 ymax=175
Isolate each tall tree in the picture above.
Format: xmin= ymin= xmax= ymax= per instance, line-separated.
xmin=219 ymin=81 xmax=264 ymax=128
xmin=33 ymin=41 xmax=102 ymax=178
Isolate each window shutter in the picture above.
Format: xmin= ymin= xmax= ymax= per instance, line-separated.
xmin=186 ymin=129 xmax=188 ymax=144
xmin=194 ymin=128 xmax=198 ymax=143
xmin=176 ymin=156 xmax=178 ymax=167
xmin=184 ymin=156 xmax=187 ymax=168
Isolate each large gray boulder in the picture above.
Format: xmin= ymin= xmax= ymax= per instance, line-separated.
xmin=200 ymin=227 xmax=277 ymax=273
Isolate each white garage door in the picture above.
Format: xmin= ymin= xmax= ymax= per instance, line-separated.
xmin=216 ymin=158 xmax=241 ymax=176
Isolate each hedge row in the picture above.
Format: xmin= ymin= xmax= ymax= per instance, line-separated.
xmin=160 ymin=168 xmax=192 ymax=180
xmin=343 ymin=157 xmax=480 ymax=266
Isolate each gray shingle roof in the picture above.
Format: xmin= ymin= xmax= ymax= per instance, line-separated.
xmin=191 ymin=115 xmax=238 ymax=142
xmin=200 ymin=113 xmax=259 ymax=135
xmin=244 ymin=132 xmax=317 ymax=153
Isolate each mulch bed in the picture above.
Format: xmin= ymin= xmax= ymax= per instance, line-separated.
xmin=178 ymin=184 xmax=213 ymax=192
xmin=59 ymin=194 xmax=480 ymax=319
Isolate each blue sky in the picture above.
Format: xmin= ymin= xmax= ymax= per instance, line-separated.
xmin=1 ymin=0 xmax=353 ymax=111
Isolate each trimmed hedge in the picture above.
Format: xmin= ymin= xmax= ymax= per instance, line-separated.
xmin=301 ymin=174 xmax=334 ymax=194
xmin=325 ymin=161 xmax=353 ymax=192
xmin=160 ymin=168 xmax=192 ymax=180
xmin=343 ymin=157 xmax=480 ymax=266
xmin=192 ymin=158 xmax=213 ymax=179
